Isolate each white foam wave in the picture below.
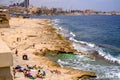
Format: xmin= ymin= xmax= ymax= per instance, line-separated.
xmin=52 ymin=19 xmax=60 ymax=26
xmin=58 ymin=27 xmax=62 ymax=30
xmin=70 ymin=32 xmax=76 ymax=37
xmin=73 ymin=43 xmax=91 ymax=52
xmin=98 ymin=48 xmax=120 ymax=64
xmin=57 ymin=59 xmax=68 ymax=64
xmin=69 ymin=37 xmax=95 ymax=47
xmin=115 ymin=72 xmax=120 ymax=78
xmin=80 ymin=41 xmax=95 ymax=48
xmin=70 ymin=37 xmax=120 ymax=64
xmin=57 ymin=59 xmax=70 ymax=68
xmin=54 ymin=19 xmax=60 ymax=23
xmin=69 ymin=37 xmax=79 ymax=42
xmin=69 ymin=37 xmax=96 ymax=53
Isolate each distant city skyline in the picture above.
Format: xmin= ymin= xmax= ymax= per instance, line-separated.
xmin=0 ymin=0 xmax=120 ymax=11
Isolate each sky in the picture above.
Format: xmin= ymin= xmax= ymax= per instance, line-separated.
xmin=0 ymin=0 xmax=120 ymax=11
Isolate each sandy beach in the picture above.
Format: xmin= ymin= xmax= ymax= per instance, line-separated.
xmin=0 ymin=17 xmax=96 ymax=80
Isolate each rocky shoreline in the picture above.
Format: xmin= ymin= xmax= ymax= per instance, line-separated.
xmin=0 ymin=17 xmax=96 ymax=80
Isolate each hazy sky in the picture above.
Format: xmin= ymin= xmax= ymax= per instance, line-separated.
xmin=0 ymin=0 xmax=120 ymax=11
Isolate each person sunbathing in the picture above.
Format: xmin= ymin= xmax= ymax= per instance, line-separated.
xmin=24 ymin=70 xmax=36 ymax=79
xmin=50 ymin=69 xmax=61 ymax=74
xmin=36 ymin=72 xmax=42 ymax=78
xmin=33 ymin=65 xmax=38 ymax=70
xmin=26 ymin=65 xmax=33 ymax=69
xmin=24 ymin=70 xmax=29 ymax=77
xmin=15 ymin=65 xmax=23 ymax=72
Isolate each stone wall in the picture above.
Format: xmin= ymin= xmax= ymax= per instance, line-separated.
xmin=0 ymin=67 xmax=13 ymax=80
xmin=0 ymin=39 xmax=13 ymax=80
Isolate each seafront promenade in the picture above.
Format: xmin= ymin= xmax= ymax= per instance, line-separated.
xmin=0 ymin=17 xmax=96 ymax=80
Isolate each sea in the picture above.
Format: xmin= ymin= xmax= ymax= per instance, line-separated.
xmin=31 ymin=15 xmax=120 ymax=80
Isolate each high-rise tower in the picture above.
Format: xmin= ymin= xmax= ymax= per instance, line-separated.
xmin=24 ymin=0 xmax=29 ymax=8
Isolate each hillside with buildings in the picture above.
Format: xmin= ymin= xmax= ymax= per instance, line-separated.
xmin=1 ymin=0 xmax=120 ymax=16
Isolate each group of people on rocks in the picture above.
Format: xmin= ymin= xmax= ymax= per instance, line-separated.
xmin=13 ymin=44 xmax=61 ymax=79
xmin=13 ymin=65 xmax=46 ymax=79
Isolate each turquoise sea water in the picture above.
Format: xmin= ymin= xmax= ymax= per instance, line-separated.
xmin=31 ymin=15 xmax=120 ymax=80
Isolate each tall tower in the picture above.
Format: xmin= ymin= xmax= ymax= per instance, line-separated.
xmin=24 ymin=0 xmax=29 ymax=8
